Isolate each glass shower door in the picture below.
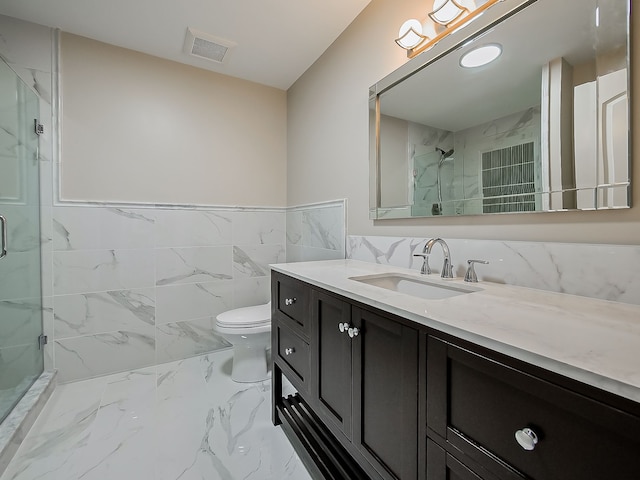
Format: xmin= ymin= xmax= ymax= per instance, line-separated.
xmin=0 ymin=59 xmax=43 ymax=423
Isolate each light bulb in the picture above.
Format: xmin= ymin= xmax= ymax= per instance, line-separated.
xmin=396 ymin=19 xmax=425 ymax=49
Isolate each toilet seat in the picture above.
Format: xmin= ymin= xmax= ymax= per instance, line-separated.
xmin=215 ymin=302 xmax=271 ymax=328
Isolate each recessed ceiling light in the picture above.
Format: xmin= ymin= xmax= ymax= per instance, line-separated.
xmin=460 ymin=43 xmax=502 ymax=68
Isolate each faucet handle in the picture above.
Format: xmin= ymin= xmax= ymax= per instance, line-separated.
xmin=413 ymin=253 xmax=431 ymax=275
xmin=464 ymin=259 xmax=489 ymax=283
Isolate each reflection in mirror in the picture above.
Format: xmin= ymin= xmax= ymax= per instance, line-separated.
xmin=370 ymin=0 xmax=630 ymax=219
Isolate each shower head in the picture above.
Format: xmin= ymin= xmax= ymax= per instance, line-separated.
xmin=436 ymin=147 xmax=454 ymax=159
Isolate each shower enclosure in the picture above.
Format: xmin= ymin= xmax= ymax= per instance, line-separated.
xmin=0 ymin=57 xmax=44 ymax=423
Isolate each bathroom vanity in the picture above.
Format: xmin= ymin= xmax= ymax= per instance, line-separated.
xmin=270 ymin=259 xmax=640 ymax=480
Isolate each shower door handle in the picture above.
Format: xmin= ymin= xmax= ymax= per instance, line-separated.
xmin=0 ymin=215 xmax=7 ymax=259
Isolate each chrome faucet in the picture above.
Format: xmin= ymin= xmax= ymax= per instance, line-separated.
xmin=425 ymin=238 xmax=454 ymax=278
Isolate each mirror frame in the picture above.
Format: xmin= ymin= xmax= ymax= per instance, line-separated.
xmin=369 ymin=0 xmax=631 ymax=220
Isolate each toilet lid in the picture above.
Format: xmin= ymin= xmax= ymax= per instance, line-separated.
xmin=216 ymin=302 xmax=271 ymax=328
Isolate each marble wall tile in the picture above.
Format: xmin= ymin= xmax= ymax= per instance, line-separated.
xmin=285 ymin=244 xmax=304 ymax=263
xmin=302 ymin=205 xmax=345 ymax=251
xmin=44 ymin=205 xmax=298 ymax=380
xmin=0 ymin=16 xmax=53 ymax=94
xmin=231 ymin=210 xmax=286 ymax=245
xmin=155 ymin=281 xmax=233 ymax=325
xmin=40 ymin=206 xmax=53 ymax=298
xmin=232 ymin=277 xmax=271 ymax=308
xmin=54 ymin=327 xmax=155 ymax=382
xmin=155 ymin=317 xmax=230 ymax=365
xmin=286 ymin=201 xmax=346 ymax=263
xmin=52 ymin=207 xmax=155 ymax=251
xmin=155 ymin=246 xmax=233 ymax=286
xmin=233 ymin=244 xmax=285 ymax=278
xmin=286 ymin=210 xmax=303 ymax=246
xmin=0 ymin=206 xmax=41 ymax=254
xmin=154 ymin=209 xmax=232 ymax=248
xmin=53 ymin=288 xmax=155 ymax=339
xmin=0 ymin=299 xmax=43 ymax=349
xmin=53 ymin=249 xmax=155 ymax=295
xmin=0 ymin=252 xmax=41 ymax=302
xmin=348 ymin=235 xmax=640 ymax=306
xmin=0 ymin=189 xmax=345 ymax=383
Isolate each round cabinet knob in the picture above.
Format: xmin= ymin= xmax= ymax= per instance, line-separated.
xmin=515 ymin=427 xmax=539 ymax=451
xmin=348 ymin=327 xmax=360 ymax=338
xmin=284 ymin=347 xmax=295 ymax=356
xmin=338 ymin=322 xmax=350 ymax=333
xmin=284 ymin=297 xmax=297 ymax=306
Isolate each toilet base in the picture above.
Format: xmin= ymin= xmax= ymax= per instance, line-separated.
xmin=231 ymin=344 xmax=269 ymax=383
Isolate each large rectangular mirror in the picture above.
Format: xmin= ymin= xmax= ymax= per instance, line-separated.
xmin=370 ymin=0 xmax=630 ymax=219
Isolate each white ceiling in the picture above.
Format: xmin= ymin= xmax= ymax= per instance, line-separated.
xmin=0 ymin=0 xmax=371 ymax=90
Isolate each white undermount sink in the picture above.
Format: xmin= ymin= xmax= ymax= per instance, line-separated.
xmin=349 ymin=273 xmax=479 ymax=300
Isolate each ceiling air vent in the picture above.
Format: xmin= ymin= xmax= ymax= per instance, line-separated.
xmin=183 ymin=28 xmax=236 ymax=64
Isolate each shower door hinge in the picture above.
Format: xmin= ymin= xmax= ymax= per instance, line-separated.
xmin=34 ymin=119 xmax=44 ymax=136
xmin=38 ymin=334 xmax=48 ymax=350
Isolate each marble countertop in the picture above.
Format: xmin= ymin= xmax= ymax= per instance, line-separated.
xmin=271 ymin=259 xmax=640 ymax=403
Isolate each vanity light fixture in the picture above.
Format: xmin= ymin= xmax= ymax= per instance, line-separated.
xmin=396 ymin=19 xmax=436 ymax=49
xmin=429 ymin=0 xmax=473 ymax=26
xmin=396 ymin=0 xmax=501 ymax=59
xmin=396 ymin=19 xmax=428 ymax=49
xmin=460 ymin=43 xmax=502 ymax=68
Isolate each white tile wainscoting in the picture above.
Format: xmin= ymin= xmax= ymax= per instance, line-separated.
xmin=348 ymin=235 xmax=640 ymax=305
xmin=286 ymin=201 xmax=346 ymax=262
xmin=46 ymin=201 xmax=345 ymax=383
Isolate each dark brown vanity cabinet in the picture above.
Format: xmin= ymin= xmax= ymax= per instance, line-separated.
xmin=426 ymin=335 xmax=640 ymax=480
xmin=272 ymin=272 xmax=420 ymax=480
xmin=272 ymin=270 xmax=640 ymax=480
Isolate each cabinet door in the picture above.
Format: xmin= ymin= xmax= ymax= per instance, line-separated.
xmin=352 ymin=307 xmax=419 ymax=480
xmin=311 ymin=289 xmax=353 ymax=441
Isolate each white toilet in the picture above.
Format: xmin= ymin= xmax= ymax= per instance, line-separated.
xmin=215 ymin=302 xmax=271 ymax=383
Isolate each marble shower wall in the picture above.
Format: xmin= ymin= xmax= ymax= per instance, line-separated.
xmin=348 ymin=235 xmax=640 ymax=306
xmin=286 ymin=200 xmax=346 ymax=262
xmin=50 ymin=205 xmax=287 ymax=382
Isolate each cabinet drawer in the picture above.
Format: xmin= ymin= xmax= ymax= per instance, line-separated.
xmin=427 ymin=336 xmax=640 ymax=480
xmin=273 ymin=273 xmax=309 ymax=336
xmin=427 ymin=438 xmax=499 ymax=480
xmin=276 ymin=324 xmax=310 ymax=387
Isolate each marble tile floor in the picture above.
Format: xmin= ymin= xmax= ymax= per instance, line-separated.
xmin=1 ymin=349 xmax=312 ymax=480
